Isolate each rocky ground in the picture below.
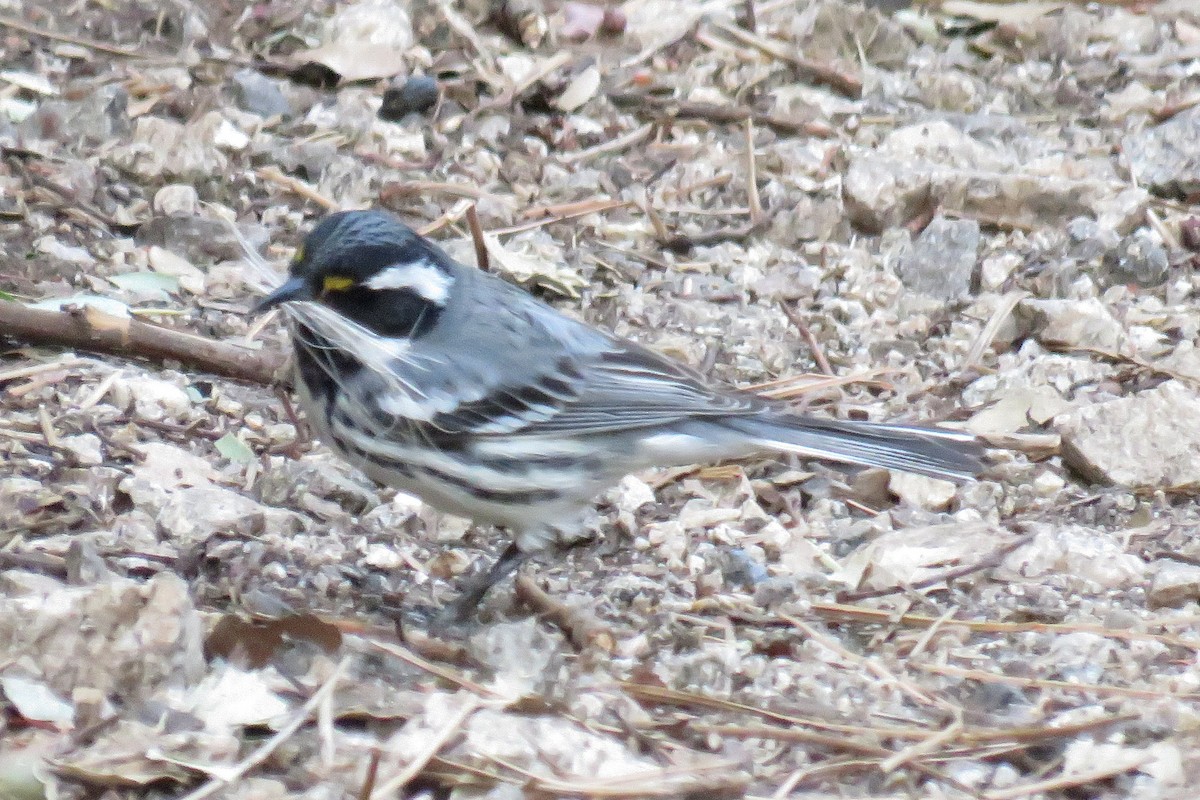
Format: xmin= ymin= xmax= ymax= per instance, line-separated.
xmin=3 ymin=0 xmax=1200 ymax=797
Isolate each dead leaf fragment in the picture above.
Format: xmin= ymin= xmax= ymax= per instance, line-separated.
xmin=482 ymin=234 xmax=585 ymax=298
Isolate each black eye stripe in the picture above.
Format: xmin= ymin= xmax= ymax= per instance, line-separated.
xmin=323 ymin=286 xmax=444 ymax=340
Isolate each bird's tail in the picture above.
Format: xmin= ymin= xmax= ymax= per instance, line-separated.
xmin=725 ymin=413 xmax=985 ymax=481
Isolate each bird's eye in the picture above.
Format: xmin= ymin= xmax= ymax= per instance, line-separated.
xmin=322 ymin=275 xmax=355 ymax=293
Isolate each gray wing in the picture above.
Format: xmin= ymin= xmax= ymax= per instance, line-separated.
xmin=429 ymin=338 xmax=761 ymax=437
xmin=362 ymin=268 xmax=760 ymax=438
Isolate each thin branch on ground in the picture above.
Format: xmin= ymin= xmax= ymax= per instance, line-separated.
xmin=837 ymin=530 xmax=1039 ymax=602
xmin=0 ymin=14 xmax=153 ymax=59
xmin=0 ymin=300 xmax=283 ymax=385
xmin=744 ymin=119 xmax=764 ymax=224
xmin=960 ymin=290 xmax=1028 ymax=373
xmin=356 ymin=748 xmax=382 ymax=800
xmin=370 ymin=696 xmax=481 ymax=799
xmin=609 ymin=91 xmax=835 ymax=138
xmin=662 ymin=220 xmax=763 ymax=254
xmin=912 ymin=662 xmax=1200 ymax=701
xmin=982 ymin=754 xmax=1152 ymax=800
xmin=257 ymin=166 xmax=341 ymax=210
xmin=710 ymin=21 xmax=863 ymax=98
xmin=805 ymin=602 xmax=1200 ymax=652
xmin=514 ymin=574 xmax=615 ymax=651
xmin=174 ymin=657 xmax=348 ymax=800
xmin=367 ymin=639 xmax=499 ymax=697
xmin=465 ymin=204 xmax=489 ymax=271
xmin=779 ymin=301 xmax=834 ymax=376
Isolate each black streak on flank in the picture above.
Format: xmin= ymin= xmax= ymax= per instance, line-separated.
xmin=294 ymin=324 xmax=362 ymax=430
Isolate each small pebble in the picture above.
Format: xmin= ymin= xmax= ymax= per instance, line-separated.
xmin=379 ymin=76 xmax=439 ymax=120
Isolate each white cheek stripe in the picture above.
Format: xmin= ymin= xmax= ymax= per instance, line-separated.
xmin=364 ymin=260 xmax=454 ymax=304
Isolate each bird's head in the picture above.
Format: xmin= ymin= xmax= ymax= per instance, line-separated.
xmin=253 ymin=210 xmax=455 ymax=338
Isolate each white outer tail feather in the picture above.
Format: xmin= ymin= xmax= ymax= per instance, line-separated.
xmin=734 ymin=415 xmax=983 ymax=482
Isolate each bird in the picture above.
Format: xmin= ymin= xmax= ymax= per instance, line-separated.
xmin=254 ymin=209 xmax=984 ymax=618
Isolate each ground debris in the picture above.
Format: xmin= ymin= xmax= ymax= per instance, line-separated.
xmin=4 ymin=0 xmax=1200 ymax=798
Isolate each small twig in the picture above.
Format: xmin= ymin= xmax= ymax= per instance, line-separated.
xmin=695 ymin=722 xmax=888 ymax=756
xmin=4 ymin=368 xmax=74 ymax=398
xmin=128 ymin=416 xmax=222 ymax=441
xmin=907 ymin=605 xmax=959 ymax=661
xmin=778 ymin=301 xmax=834 ymax=376
xmin=514 ymin=574 xmax=615 ymax=651
xmin=77 ymin=370 xmax=120 ymax=411
xmin=843 ymin=497 xmax=881 ymax=516
xmin=367 ymin=639 xmax=499 ymax=697
xmin=663 ymin=220 xmax=762 ymax=254
xmin=0 ymin=14 xmax=150 ymax=59
xmin=489 ymin=198 xmax=635 ymax=236
xmin=39 ymin=404 xmax=58 ymax=449
xmin=435 ymin=0 xmax=493 ymax=61
xmin=256 ymin=166 xmax=341 ymax=210
xmin=701 ymin=712 xmax=1135 ymax=751
xmin=747 ymin=369 xmax=897 ymax=399
xmin=1047 ymin=344 xmax=1200 ymax=389
xmin=476 ymin=51 xmax=573 ymax=112
xmin=964 ymin=713 xmax=1138 ymax=747
xmin=174 ymin=658 xmax=348 ymax=800
xmin=912 ymin=662 xmax=1200 ymax=701
xmin=518 ymin=197 xmax=633 ymax=222
xmin=976 ymin=430 xmax=1059 ymax=460
xmin=610 ymin=91 xmax=834 ymax=138
xmin=710 ymin=21 xmax=862 ymax=98
xmin=879 ymin=712 xmax=963 ymax=773
xmin=416 ymin=198 xmax=474 ymax=236
xmin=1145 ymin=206 xmax=1180 ymax=251
xmin=620 ymin=681 xmax=930 ymax=739
xmin=0 ymin=550 xmax=69 ymax=578
xmin=558 ymin=123 xmax=655 ymax=164
xmin=982 ymin=755 xmax=1151 ymax=800
xmin=808 ymin=601 xmax=1200 ymax=652
xmin=0 ymin=357 xmax=91 ymax=383
xmin=961 ymin=290 xmax=1028 ymax=373
xmin=691 ymin=725 xmax=974 ymax=795
xmin=0 ymin=426 xmax=47 ymax=444
xmin=396 ymin=622 xmax=470 ymax=665
xmin=357 ymin=748 xmax=382 ymax=800
xmin=318 ymin=668 xmax=337 ymax=768
xmin=744 ymin=119 xmax=763 ymax=224
xmin=636 ymin=191 xmax=671 ymax=243
xmin=464 ymin=204 xmax=489 ymax=271
xmin=837 ymin=531 xmax=1038 ymax=603
xmin=1151 ymin=93 xmax=1200 ymax=123
xmin=676 ymin=172 xmax=735 ymax=196
xmin=488 ymin=754 xmax=747 ymax=797
xmin=370 ymin=696 xmax=480 ymax=798
xmin=782 ymin=614 xmax=953 ymax=712
xmin=0 ymin=301 xmax=283 ymax=386
xmin=379 ymin=181 xmax=488 ymax=202
xmin=940 ymin=207 xmax=1036 ymax=233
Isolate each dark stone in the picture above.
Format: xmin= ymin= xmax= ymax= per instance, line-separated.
xmin=379 ymin=76 xmax=440 ymax=120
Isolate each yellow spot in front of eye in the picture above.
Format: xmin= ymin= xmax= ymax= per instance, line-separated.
xmin=293 ymin=245 xmax=305 ymax=263
xmin=322 ymin=275 xmax=355 ymax=292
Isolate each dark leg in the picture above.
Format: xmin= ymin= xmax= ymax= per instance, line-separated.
xmin=443 ymin=541 xmax=527 ymax=622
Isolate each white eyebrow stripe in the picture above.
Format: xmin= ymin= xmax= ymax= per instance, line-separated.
xmin=363 ymin=260 xmax=454 ymax=304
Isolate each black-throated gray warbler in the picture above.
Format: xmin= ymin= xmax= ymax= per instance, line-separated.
xmin=255 ymin=210 xmax=984 ymax=616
